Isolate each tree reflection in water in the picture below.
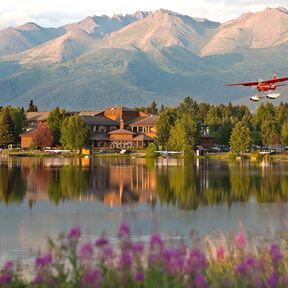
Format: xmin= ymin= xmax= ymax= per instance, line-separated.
xmin=1 ymin=158 xmax=288 ymax=209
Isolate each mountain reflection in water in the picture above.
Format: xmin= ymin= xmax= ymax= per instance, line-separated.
xmin=1 ymin=157 xmax=288 ymax=210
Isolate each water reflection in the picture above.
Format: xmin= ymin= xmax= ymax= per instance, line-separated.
xmin=1 ymin=157 xmax=288 ymax=210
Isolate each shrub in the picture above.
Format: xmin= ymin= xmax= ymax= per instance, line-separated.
xmin=146 ymin=143 xmax=157 ymax=158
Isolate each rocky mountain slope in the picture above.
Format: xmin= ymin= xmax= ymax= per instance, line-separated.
xmin=0 ymin=7 xmax=287 ymax=110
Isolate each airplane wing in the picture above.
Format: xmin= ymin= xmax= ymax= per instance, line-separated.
xmin=225 ymin=81 xmax=259 ymax=87
xmin=265 ymin=76 xmax=288 ymax=84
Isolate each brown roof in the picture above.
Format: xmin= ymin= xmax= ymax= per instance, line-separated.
xmin=133 ymin=134 xmax=155 ymax=141
xmin=105 ymin=106 xmax=137 ymax=112
xmin=79 ymin=111 xmax=101 ymax=116
xmin=90 ymin=133 xmax=109 ymax=141
xmin=26 ymin=112 xmax=49 ymax=122
xmin=82 ymin=115 xmax=119 ymax=126
xmin=129 ymin=115 xmax=159 ymax=126
xmin=20 ymin=128 xmax=38 ymax=137
xmin=108 ymin=129 xmax=135 ymax=135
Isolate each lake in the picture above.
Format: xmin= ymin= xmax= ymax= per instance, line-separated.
xmin=1 ymin=156 xmax=288 ymax=264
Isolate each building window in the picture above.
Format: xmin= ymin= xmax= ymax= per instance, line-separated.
xmin=99 ymin=126 xmax=106 ymax=132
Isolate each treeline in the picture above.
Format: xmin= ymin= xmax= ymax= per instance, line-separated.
xmin=0 ymin=103 xmax=90 ymax=150
xmin=38 ymin=107 xmax=90 ymax=150
xmin=0 ymin=107 xmax=26 ymax=148
xmin=156 ymin=97 xmax=288 ymax=154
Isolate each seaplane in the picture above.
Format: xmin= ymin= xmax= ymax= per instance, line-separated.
xmin=155 ymin=150 xmax=182 ymax=157
xmin=225 ymin=74 xmax=288 ymax=102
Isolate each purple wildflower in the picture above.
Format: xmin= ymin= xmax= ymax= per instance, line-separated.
xmin=119 ymin=252 xmax=132 ymax=270
xmin=0 ymin=273 xmax=12 ymax=284
xmin=133 ymin=242 xmax=144 ymax=254
xmin=67 ymin=226 xmax=81 ymax=240
xmin=186 ymin=249 xmax=207 ymax=273
xmin=82 ymin=269 xmax=100 ymax=287
xmin=4 ymin=261 xmax=13 ymax=272
xmin=33 ymin=274 xmax=44 ymax=285
xmin=135 ymin=271 xmax=144 ymax=283
xmin=103 ymin=246 xmax=113 ymax=259
xmin=79 ymin=242 xmax=94 ymax=262
xmin=35 ymin=253 xmax=53 ymax=269
xmin=267 ymin=272 xmax=278 ymax=288
xmin=117 ymin=224 xmax=131 ymax=238
xmin=269 ymin=244 xmax=283 ymax=265
xmin=95 ymin=237 xmax=109 ymax=247
xmin=150 ymin=234 xmax=164 ymax=250
xmin=193 ymin=273 xmax=208 ymax=288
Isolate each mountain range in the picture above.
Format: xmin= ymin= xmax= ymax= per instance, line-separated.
xmin=0 ymin=7 xmax=288 ymax=110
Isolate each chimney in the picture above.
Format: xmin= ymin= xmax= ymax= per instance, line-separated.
xmin=120 ymin=117 xmax=124 ymax=129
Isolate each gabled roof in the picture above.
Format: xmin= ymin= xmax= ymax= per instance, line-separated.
xmin=105 ymin=106 xmax=137 ymax=112
xmin=129 ymin=115 xmax=159 ymax=126
xmin=82 ymin=115 xmax=119 ymax=126
xmin=108 ymin=128 xmax=135 ymax=135
xmin=79 ymin=111 xmax=101 ymax=116
xmin=133 ymin=134 xmax=155 ymax=141
xmin=26 ymin=112 xmax=49 ymax=122
xmin=90 ymin=133 xmax=109 ymax=141
xmin=20 ymin=128 xmax=38 ymax=137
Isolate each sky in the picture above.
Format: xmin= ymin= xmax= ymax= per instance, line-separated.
xmin=0 ymin=0 xmax=287 ymax=29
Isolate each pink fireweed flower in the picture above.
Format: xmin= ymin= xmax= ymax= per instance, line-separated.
xmin=79 ymin=242 xmax=94 ymax=262
xmin=103 ymin=246 xmax=113 ymax=259
xmin=267 ymin=272 xmax=278 ymax=288
xmin=119 ymin=251 xmax=132 ymax=270
xmin=4 ymin=261 xmax=13 ymax=272
xmin=0 ymin=273 xmax=13 ymax=284
xmin=185 ymin=249 xmax=207 ymax=273
xmin=150 ymin=234 xmax=164 ymax=250
xmin=133 ymin=242 xmax=144 ymax=254
xmin=117 ymin=224 xmax=131 ymax=238
xmin=269 ymin=244 xmax=283 ymax=265
xmin=95 ymin=237 xmax=109 ymax=247
xmin=135 ymin=271 xmax=144 ymax=283
xmin=82 ymin=269 xmax=100 ymax=287
xmin=67 ymin=226 xmax=81 ymax=241
xmin=35 ymin=253 xmax=53 ymax=269
xmin=193 ymin=273 xmax=208 ymax=288
xmin=216 ymin=245 xmax=225 ymax=261
xmin=235 ymin=231 xmax=246 ymax=248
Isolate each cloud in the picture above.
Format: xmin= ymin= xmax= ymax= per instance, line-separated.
xmin=0 ymin=0 xmax=287 ymax=29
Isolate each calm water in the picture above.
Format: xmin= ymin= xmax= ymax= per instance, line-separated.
xmin=1 ymin=156 xmax=288 ymax=263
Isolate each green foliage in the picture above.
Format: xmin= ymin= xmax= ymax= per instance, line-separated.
xmin=48 ymin=107 xmax=66 ymax=146
xmin=168 ymin=114 xmax=200 ymax=155
xmin=146 ymin=143 xmax=157 ymax=158
xmin=229 ymin=121 xmax=252 ymax=154
xmin=0 ymin=108 xmax=15 ymax=147
xmin=281 ymin=121 xmax=288 ymax=146
xmin=8 ymin=107 xmax=26 ymax=143
xmin=29 ymin=143 xmax=38 ymax=150
xmin=250 ymin=150 xmax=264 ymax=161
xmin=26 ymin=99 xmax=38 ymax=112
xmin=156 ymin=108 xmax=177 ymax=147
xmin=60 ymin=115 xmax=89 ymax=151
xmin=227 ymin=151 xmax=237 ymax=160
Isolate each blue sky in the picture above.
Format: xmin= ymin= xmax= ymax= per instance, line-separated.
xmin=0 ymin=0 xmax=287 ymax=29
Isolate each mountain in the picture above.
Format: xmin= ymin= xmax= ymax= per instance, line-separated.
xmin=10 ymin=30 xmax=98 ymax=64
xmin=0 ymin=7 xmax=288 ymax=110
xmin=0 ymin=23 xmax=64 ymax=56
xmin=63 ymin=11 xmax=151 ymax=37
xmin=95 ymin=10 xmax=219 ymax=54
xmin=201 ymin=7 xmax=288 ymax=56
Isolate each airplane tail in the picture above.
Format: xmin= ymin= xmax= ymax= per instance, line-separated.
xmin=274 ymin=73 xmax=277 ymax=80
